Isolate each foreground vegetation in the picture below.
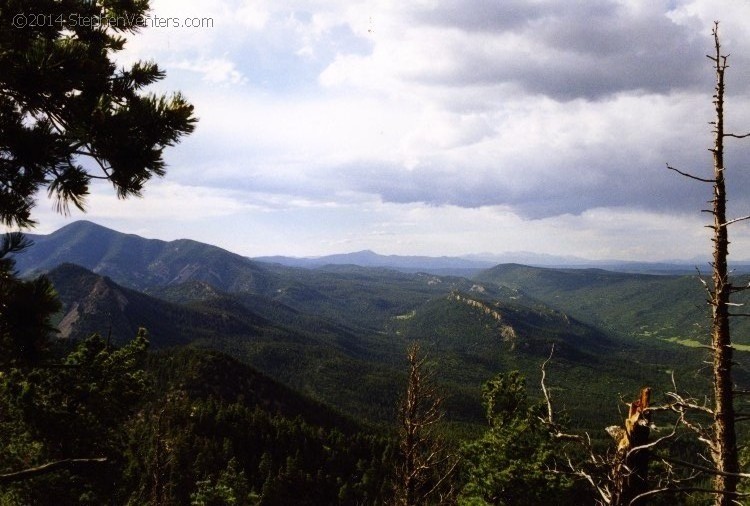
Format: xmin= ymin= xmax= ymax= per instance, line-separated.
xmin=3 ymin=333 xmax=740 ymax=505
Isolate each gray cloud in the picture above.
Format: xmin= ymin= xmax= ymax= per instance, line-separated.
xmin=320 ymin=136 xmax=750 ymax=221
xmin=166 ymin=1 xmax=750 ymax=223
xmin=408 ymin=0 xmax=629 ymax=34
xmin=399 ymin=1 xmax=710 ymax=100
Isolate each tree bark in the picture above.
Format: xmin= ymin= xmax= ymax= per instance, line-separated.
xmin=609 ymin=387 xmax=652 ymax=506
xmin=708 ymin=25 xmax=739 ymax=506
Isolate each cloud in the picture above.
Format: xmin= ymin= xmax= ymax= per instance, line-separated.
xmin=169 ymin=57 xmax=246 ymax=84
xmin=84 ymin=181 xmax=254 ymax=220
xmin=24 ymin=0 xmax=750 ymax=262
xmin=321 ymin=0 xmax=712 ymax=101
xmin=176 ymin=85 xmax=735 ymax=220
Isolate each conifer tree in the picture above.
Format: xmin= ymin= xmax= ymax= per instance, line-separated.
xmin=0 ymin=0 xmax=196 ymax=229
xmin=459 ymin=371 xmax=575 ymax=505
xmin=0 ymin=0 xmax=195 ymax=494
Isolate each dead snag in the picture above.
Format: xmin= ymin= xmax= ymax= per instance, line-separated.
xmin=607 ymin=387 xmax=652 ymax=506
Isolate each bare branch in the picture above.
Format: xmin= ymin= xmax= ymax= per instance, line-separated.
xmin=666 ymin=163 xmax=716 ymax=183
xmin=720 ymin=215 xmax=750 ymax=227
xmin=662 ymin=456 xmax=750 ymax=480
xmin=541 ymin=344 xmax=555 ymax=424
xmin=625 ymin=422 xmax=678 ymax=456
xmin=0 ymin=458 xmax=107 ymax=484
xmin=666 ymin=392 xmax=714 ymax=416
xmin=539 ymin=345 xmax=586 ymax=442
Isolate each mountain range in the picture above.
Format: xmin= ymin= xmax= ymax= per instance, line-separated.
xmin=11 ymin=220 xmax=747 ymax=431
xmin=256 ymin=248 xmax=750 ymax=276
xmin=254 ymin=250 xmax=729 ymax=275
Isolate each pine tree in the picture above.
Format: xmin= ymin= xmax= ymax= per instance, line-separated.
xmin=459 ymin=372 xmax=574 ymax=505
xmin=0 ymin=0 xmax=195 ymax=495
xmin=0 ymin=0 xmax=196 ymax=229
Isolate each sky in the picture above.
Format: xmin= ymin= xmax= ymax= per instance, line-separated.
xmin=25 ymin=0 xmax=750 ymax=260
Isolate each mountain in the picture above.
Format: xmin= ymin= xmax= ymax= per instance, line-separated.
xmin=46 ymin=263 xmax=270 ymax=347
xmin=133 ymin=347 xmax=393 ymax=505
xmin=17 ymin=222 xmax=505 ymax=332
xmin=43 ymin=263 xmax=414 ymax=422
xmin=41 ymin=258 xmax=652 ymax=423
xmin=19 ymin=221 xmax=740 ymax=430
xmin=147 ymin=346 xmax=359 ymax=432
xmin=256 ymin=250 xmax=732 ymax=275
xmin=18 ymin=221 xmax=742 ymax=286
xmin=474 ymin=263 xmax=750 ymax=348
xmin=42 ymin=260 xmax=674 ymax=430
xmin=18 ymin=220 xmax=273 ymax=292
xmin=389 ymin=287 xmax=714 ymax=427
xmin=254 ymin=249 xmax=495 ymax=275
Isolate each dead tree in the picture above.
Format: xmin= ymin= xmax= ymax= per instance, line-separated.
xmin=541 ymin=348 xmax=655 ymax=505
xmin=545 ymin=25 xmax=750 ymax=497
xmin=394 ymin=343 xmax=458 ymax=506
xmin=667 ymin=22 xmax=749 ymax=505
xmin=606 ymin=388 xmax=652 ymax=505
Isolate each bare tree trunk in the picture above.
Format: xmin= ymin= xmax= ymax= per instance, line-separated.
xmin=394 ymin=343 xmax=457 ymax=506
xmin=608 ymin=388 xmax=652 ymax=506
xmin=708 ymin=26 xmax=739 ymax=506
xmin=669 ymin=24 xmax=743 ymax=503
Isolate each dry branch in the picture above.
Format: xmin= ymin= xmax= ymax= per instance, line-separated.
xmin=665 ymin=163 xmax=716 ymax=183
xmin=0 ymin=458 xmax=107 ymax=484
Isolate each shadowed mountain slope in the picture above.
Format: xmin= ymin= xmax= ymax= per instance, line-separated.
xmin=19 ymin=220 xmax=272 ymax=292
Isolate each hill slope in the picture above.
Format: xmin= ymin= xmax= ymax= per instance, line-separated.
xmin=474 ymin=263 xmax=750 ymax=347
xmin=47 ymin=263 xmax=273 ymax=348
xmin=130 ymin=347 xmax=393 ymax=505
xmin=45 ymin=263 xmax=408 ymax=422
xmin=23 ymin=222 xmax=733 ymax=430
xmin=20 ymin=220 xmax=272 ymax=292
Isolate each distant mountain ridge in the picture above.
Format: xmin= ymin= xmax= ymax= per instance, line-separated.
xmin=255 ymin=248 xmax=736 ymax=275
xmin=15 ymin=220 xmax=747 ymax=276
xmin=17 ymin=220 xmax=273 ymax=292
xmin=258 ymin=251 xmax=746 ymax=276
xmin=254 ymin=249 xmax=496 ymax=274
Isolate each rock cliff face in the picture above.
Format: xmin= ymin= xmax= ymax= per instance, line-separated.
xmin=54 ymin=268 xmax=132 ymax=339
xmin=448 ymin=292 xmax=517 ymax=344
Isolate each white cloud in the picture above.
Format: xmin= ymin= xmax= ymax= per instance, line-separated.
xmin=169 ymin=57 xmax=246 ymax=85
xmin=23 ymin=0 xmax=750 ymax=261
xmin=75 ymin=181 xmax=254 ymax=222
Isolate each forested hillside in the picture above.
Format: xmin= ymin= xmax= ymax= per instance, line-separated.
xmin=4 ymin=222 xmax=747 ymax=505
xmin=20 ymin=223 xmax=733 ymax=431
xmin=475 ymin=263 xmax=750 ymax=348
